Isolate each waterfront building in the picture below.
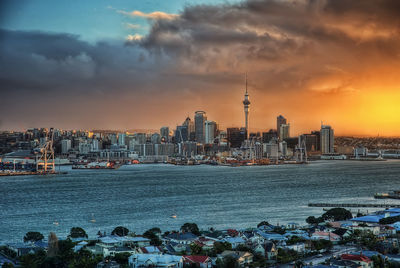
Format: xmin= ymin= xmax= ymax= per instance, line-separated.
xmin=264 ymin=141 xmax=279 ymax=160
xmin=204 ymin=120 xmax=217 ymax=144
xmin=321 ymin=125 xmax=335 ymax=154
xmin=262 ymin=129 xmax=278 ymax=143
xmin=135 ymin=133 xmax=147 ymax=145
xmin=61 ymin=139 xmax=71 ymax=154
xmin=242 ymin=75 xmax=251 ymax=139
xmin=298 ymin=132 xmax=320 ymax=152
xmin=160 ymin=127 xmax=169 ymax=143
xmin=194 ymin=111 xmax=207 ymax=144
xmin=227 ymin=127 xmax=246 ymax=148
xmin=79 ymin=142 xmax=92 ymax=154
xmin=279 ymin=123 xmax=290 ymax=141
xmin=279 ymin=141 xmax=288 ymax=157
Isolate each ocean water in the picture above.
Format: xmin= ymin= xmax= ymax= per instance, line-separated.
xmin=1 ymin=160 xmax=400 ymax=244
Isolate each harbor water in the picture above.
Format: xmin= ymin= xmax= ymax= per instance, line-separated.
xmin=1 ymin=160 xmax=400 ymax=243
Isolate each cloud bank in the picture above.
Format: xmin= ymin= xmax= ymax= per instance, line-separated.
xmin=1 ymin=0 xmax=400 ymax=135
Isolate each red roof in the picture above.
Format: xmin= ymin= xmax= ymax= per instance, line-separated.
xmin=184 ymin=255 xmax=211 ymax=263
xmin=341 ymin=254 xmax=372 ymax=263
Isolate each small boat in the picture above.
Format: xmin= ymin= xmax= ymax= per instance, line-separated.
xmin=171 ymin=214 xmax=177 ymax=219
xmin=53 ymin=220 xmax=59 ymax=226
xmin=90 ymin=214 xmax=96 ymax=223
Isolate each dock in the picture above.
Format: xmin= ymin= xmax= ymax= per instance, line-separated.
xmin=308 ymin=203 xmax=400 ymax=208
xmin=0 ymin=171 xmax=67 ymax=177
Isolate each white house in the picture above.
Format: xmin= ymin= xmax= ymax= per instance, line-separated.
xmin=128 ymin=253 xmax=183 ymax=268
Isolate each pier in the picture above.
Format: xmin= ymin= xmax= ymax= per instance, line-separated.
xmin=308 ymin=203 xmax=400 ymax=208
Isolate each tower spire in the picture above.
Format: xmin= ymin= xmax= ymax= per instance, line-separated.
xmin=242 ymin=72 xmax=250 ymax=140
xmin=245 ymin=72 xmax=248 ymax=94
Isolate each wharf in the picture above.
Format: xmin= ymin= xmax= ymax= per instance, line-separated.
xmin=308 ymin=203 xmax=400 ymax=208
xmin=0 ymin=171 xmax=67 ymax=176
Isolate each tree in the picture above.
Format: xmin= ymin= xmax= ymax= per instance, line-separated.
xmin=235 ymin=244 xmax=251 ymax=252
xmin=143 ymin=228 xmax=162 ymax=246
xmin=214 ymin=242 xmax=232 ymax=254
xmin=112 ymin=226 xmax=130 ymax=237
xmin=190 ymin=243 xmax=203 ymax=255
xmin=23 ymin=232 xmax=44 ymax=243
xmin=257 ymin=221 xmax=270 ymax=228
xmin=321 ymin=208 xmax=352 ymax=221
xmin=306 ymin=216 xmax=323 ymax=225
xmin=113 ymin=252 xmax=132 ymax=265
xmin=69 ymin=227 xmax=88 ymax=238
xmin=2 ymin=263 xmax=14 ymax=268
xmin=216 ymin=256 xmax=238 ymax=268
xmin=181 ymin=223 xmax=201 ymax=236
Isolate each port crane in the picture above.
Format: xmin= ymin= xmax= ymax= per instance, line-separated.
xmin=36 ymin=128 xmax=55 ymax=173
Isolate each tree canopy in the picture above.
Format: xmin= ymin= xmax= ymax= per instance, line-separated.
xmin=321 ymin=208 xmax=353 ymax=221
xmin=23 ymin=232 xmax=44 ymax=243
xmin=69 ymin=227 xmax=88 ymax=238
xmin=180 ymin=223 xmax=201 ymax=236
xmin=257 ymin=221 xmax=270 ymax=228
xmin=111 ymin=226 xmax=129 ymax=237
xmin=143 ymin=228 xmax=162 ymax=246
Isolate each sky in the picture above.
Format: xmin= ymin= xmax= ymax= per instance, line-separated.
xmin=1 ymin=0 xmax=400 ymax=136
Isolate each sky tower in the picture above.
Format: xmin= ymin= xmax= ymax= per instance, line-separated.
xmin=242 ymin=73 xmax=250 ymax=139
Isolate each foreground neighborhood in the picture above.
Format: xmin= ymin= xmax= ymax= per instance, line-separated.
xmin=2 ymin=208 xmax=400 ymax=268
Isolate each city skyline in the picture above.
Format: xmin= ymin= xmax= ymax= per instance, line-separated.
xmin=1 ymin=0 xmax=400 ymax=136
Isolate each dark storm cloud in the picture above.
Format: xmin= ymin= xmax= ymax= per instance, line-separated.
xmin=135 ymin=0 xmax=400 ymax=82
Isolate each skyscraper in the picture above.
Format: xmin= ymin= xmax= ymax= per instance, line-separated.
xmin=194 ymin=111 xmax=207 ymax=144
xmin=242 ymin=74 xmax=250 ymax=139
xmin=160 ymin=127 xmax=169 ymax=142
xmin=320 ymin=125 xmax=334 ymax=154
xmin=183 ymin=116 xmax=195 ymax=141
xmin=279 ymin=123 xmax=290 ymax=141
xmin=204 ymin=120 xmax=217 ymax=144
xmin=277 ymin=115 xmax=287 ymax=140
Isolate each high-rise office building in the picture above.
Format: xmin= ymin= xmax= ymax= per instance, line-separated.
xmin=262 ymin=129 xmax=278 ymax=143
xmin=279 ymin=124 xmax=290 ymax=140
xmin=204 ymin=120 xmax=217 ymax=144
xmin=320 ymin=125 xmax=334 ymax=154
xmin=160 ymin=127 xmax=169 ymax=142
xmin=194 ymin=111 xmax=207 ymax=144
xmin=182 ymin=116 xmax=195 ymax=140
xmin=175 ymin=125 xmax=188 ymax=143
xmin=227 ymin=127 xmax=246 ymax=148
xmin=118 ymin=133 xmax=126 ymax=146
xmin=277 ymin=115 xmax=287 ymax=140
xmin=61 ymin=139 xmax=71 ymax=154
xmin=151 ymin=133 xmax=161 ymax=144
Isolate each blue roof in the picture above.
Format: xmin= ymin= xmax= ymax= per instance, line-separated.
xmin=351 ymin=209 xmax=400 ymax=223
xmin=166 ymin=232 xmax=198 ymax=240
xmin=256 ymin=231 xmax=287 ymax=241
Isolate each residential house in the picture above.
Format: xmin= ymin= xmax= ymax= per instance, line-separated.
xmin=311 ymin=231 xmax=341 ymax=243
xmin=128 ymin=253 xmax=183 ymax=268
xmin=97 ymin=260 xmax=120 ymax=268
xmin=183 ymin=255 xmax=212 ymax=268
xmin=341 ymin=254 xmax=373 ymax=268
xmin=165 ymin=232 xmax=198 ymax=245
xmin=223 ymin=237 xmax=246 ymax=249
xmin=219 ymin=251 xmax=253 ymax=267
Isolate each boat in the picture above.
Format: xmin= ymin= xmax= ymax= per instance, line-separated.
xmin=90 ymin=214 xmax=96 ymax=223
xmin=374 ymin=190 xmax=400 ymax=199
xmin=53 ymin=220 xmax=59 ymax=226
xmin=171 ymin=214 xmax=177 ymax=219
